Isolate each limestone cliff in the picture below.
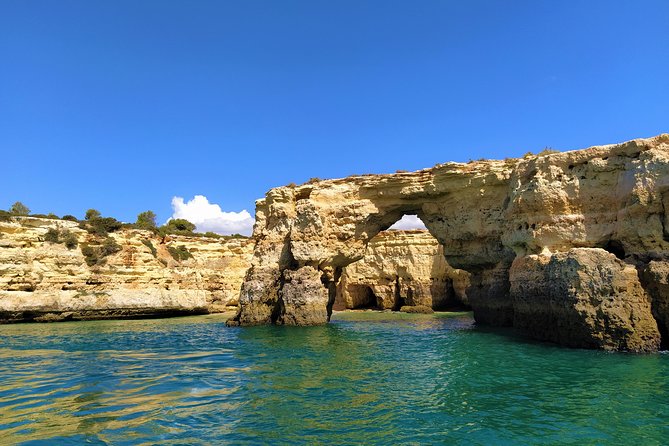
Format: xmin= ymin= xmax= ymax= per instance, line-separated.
xmin=0 ymin=217 xmax=253 ymax=322
xmin=510 ymin=249 xmax=660 ymax=352
xmin=334 ymin=229 xmax=469 ymax=312
xmin=232 ymin=134 xmax=669 ymax=352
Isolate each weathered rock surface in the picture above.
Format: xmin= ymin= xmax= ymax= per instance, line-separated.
xmin=641 ymin=260 xmax=669 ymax=347
xmin=334 ymin=229 xmax=468 ymax=312
xmin=510 ymin=249 xmax=660 ymax=352
xmin=0 ymin=217 xmax=253 ymax=322
xmin=277 ymin=266 xmax=329 ymax=325
xmin=232 ymin=133 xmax=669 ymax=351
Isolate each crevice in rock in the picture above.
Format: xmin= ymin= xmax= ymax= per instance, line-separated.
xmin=657 ymin=320 xmax=668 ymax=351
xmin=392 ymin=276 xmax=405 ymax=310
xmin=271 ymin=271 xmax=288 ymax=325
xmin=271 ymin=234 xmax=299 ymax=324
xmin=323 ymin=267 xmax=342 ymax=321
xmin=278 ymin=234 xmax=298 ymax=271
xmin=660 ymin=192 xmax=669 ymax=243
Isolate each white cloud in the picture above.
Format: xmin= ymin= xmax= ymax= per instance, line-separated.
xmin=387 ymin=214 xmax=427 ymax=230
xmin=170 ymin=195 xmax=255 ymax=236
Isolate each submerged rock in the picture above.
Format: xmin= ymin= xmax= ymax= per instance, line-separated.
xmin=399 ymin=305 xmax=434 ymax=314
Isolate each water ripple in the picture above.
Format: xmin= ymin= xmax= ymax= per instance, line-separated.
xmin=0 ymin=313 xmax=667 ymax=444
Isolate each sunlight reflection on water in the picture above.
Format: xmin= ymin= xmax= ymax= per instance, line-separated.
xmin=0 ymin=312 xmax=668 ymax=444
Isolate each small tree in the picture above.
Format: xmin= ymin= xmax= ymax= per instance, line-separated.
xmin=10 ymin=202 xmax=30 ymax=216
xmin=85 ymin=209 xmax=101 ymax=220
xmin=135 ymin=210 xmax=157 ymax=230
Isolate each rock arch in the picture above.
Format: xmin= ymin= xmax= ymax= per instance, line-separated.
xmin=231 ymin=134 xmax=669 ymax=351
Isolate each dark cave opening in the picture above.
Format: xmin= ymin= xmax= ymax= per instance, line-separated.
xmin=603 ymin=240 xmax=626 ymax=260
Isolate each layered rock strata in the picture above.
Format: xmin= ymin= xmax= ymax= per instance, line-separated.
xmin=334 ymin=229 xmax=469 ymax=313
xmin=0 ymin=217 xmax=253 ymax=322
xmin=232 ymin=134 xmax=669 ymax=351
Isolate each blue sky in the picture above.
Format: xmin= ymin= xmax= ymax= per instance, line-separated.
xmin=1 ymin=1 xmax=668 ymax=233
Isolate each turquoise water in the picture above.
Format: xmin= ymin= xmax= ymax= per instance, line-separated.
xmin=0 ymin=312 xmax=668 ymax=445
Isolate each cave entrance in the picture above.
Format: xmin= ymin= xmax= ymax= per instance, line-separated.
xmin=351 ymin=285 xmax=379 ymax=310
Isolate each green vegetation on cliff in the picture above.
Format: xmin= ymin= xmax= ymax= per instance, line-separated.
xmin=2 ymin=202 xmax=248 ymax=240
xmin=43 ymin=228 xmax=78 ymax=249
xmin=167 ymin=245 xmax=193 ymax=262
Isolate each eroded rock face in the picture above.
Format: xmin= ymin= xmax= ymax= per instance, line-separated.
xmin=233 ymin=134 xmax=669 ymax=351
xmin=641 ymin=261 xmax=669 ymax=346
xmin=334 ymin=229 xmax=468 ymax=312
xmin=511 ymin=249 xmax=660 ymax=352
xmin=277 ymin=266 xmax=329 ymax=325
xmin=0 ymin=217 xmax=253 ymax=322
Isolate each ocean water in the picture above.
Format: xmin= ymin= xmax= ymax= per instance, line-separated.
xmin=0 ymin=312 xmax=668 ymax=445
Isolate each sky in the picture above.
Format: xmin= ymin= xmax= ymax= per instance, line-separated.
xmin=1 ymin=1 xmax=668 ymax=234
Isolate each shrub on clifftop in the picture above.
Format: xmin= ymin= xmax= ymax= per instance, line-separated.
xmin=135 ymin=210 xmax=157 ymax=230
xmin=80 ymin=215 xmax=123 ymax=236
xmin=166 ymin=219 xmax=195 ymax=232
xmin=9 ymin=202 xmax=30 ymax=216
xmin=159 ymin=218 xmax=196 ymax=236
xmin=85 ymin=209 xmax=101 ymax=220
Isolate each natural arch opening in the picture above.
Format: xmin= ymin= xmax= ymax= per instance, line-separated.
xmin=334 ymin=214 xmax=470 ymax=313
xmin=387 ymin=214 xmax=428 ymax=231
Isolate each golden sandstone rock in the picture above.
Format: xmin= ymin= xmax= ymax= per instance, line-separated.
xmin=0 ymin=217 xmax=253 ymax=322
xmin=334 ymin=229 xmax=468 ymax=312
xmin=231 ymin=134 xmax=669 ymax=351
